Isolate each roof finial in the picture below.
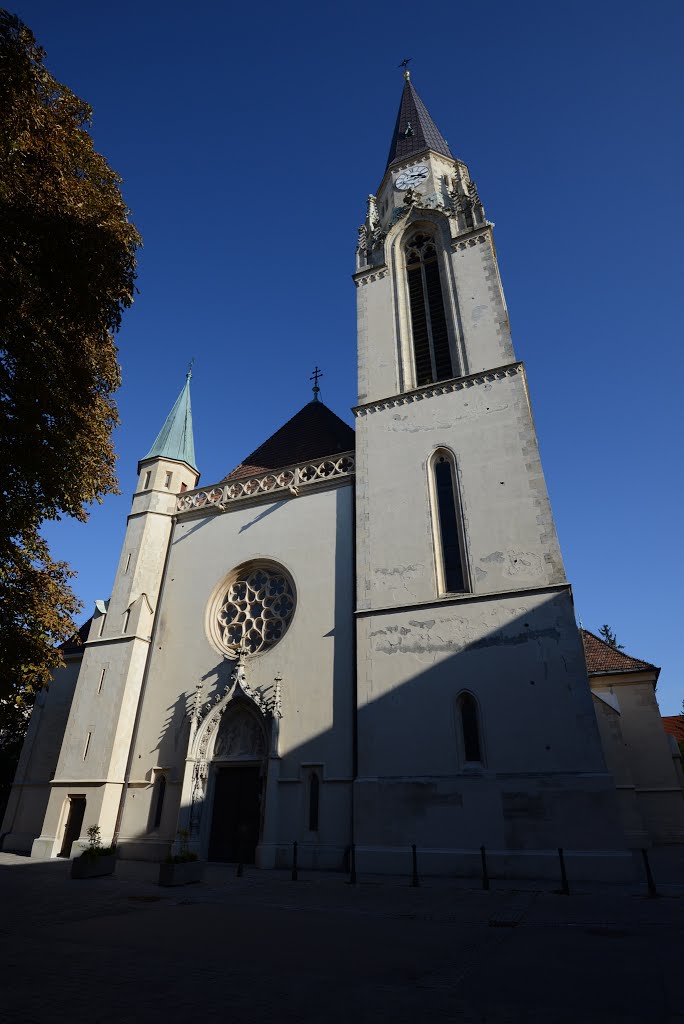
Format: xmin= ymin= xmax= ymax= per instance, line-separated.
xmin=398 ymin=57 xmax=412 ymax=80
xmin=310 ymin=365 xmax=323 ymax=402
xmin=186 ymin=357 xmax=195 ymax=380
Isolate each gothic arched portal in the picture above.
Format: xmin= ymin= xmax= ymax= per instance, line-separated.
xmin=207 ymin=702 xmax=267 ymax=864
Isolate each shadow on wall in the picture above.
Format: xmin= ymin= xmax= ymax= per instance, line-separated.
xmin=126 ymin=583 xmax=624 ymax=866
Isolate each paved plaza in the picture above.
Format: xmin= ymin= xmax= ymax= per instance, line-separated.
xmin=1 ymin=850 xmax=684 ymax=1023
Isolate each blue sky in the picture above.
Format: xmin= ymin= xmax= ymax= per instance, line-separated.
xmin=14 ymin=0 xmax=684 ymax=712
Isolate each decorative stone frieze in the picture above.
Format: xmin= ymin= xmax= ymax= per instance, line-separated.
xmin=354 ymin=268 xmax=388 ymax=287
xmin=452 ymin=232 xmax=489 ymax=251
xmin=177 ymin=453 xmax=355 ymax=515
xmin=353 ymin=363 xmax=523 ymax=417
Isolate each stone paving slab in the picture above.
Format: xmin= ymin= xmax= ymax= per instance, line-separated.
xmin=1 ymin=853 xmax=683 ymax=1023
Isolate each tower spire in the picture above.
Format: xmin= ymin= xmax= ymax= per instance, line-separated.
xmin=385 ymin=75 xmax=452 ymax=171
xmin=142 ymin=371 xmax=197 ymax=470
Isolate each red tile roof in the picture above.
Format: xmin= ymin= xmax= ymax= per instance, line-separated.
xmin=663 ymin=716 xmax=684 ymax=742
xmin=580 ymin=629 xmax=657 ymax=675
xmin=223 ymin=401 xmax=355 ymax=481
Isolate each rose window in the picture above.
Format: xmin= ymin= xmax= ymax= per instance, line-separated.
xmin=217 ymin=566 xmax=295 ymax=656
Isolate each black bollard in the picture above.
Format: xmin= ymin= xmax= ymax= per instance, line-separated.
xmin=411 ymin=844 xmax=419 ymax=887
xmin=291 ymin=840 xmax=298 ymax=882
xmin=350 ymin=842 xmax=357 ymax=885
xmin=480 ymin=845 xmax=490 ymax=891
xmin=641 ymin=848 xmax=658 ymax=898
xmin=236 ymin=862 xmax=243 ymax=878
xmin=558 ymin=847 xmax=569 ymax=895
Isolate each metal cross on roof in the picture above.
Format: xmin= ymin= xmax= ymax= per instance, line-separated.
xmin=310 ymin=366 xmax=323 ymax=402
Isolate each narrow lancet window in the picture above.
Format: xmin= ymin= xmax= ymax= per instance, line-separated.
xmin=458 ymin=693 xmax=482 ymax=763
xmin=405 ymin=233 xmax=453 ymax=386
xmin=431 ymin=451 xmax=466 ymax=593
xmin=308 ymin=772 xmax=320 ymax=832
xmin=153 ymin=775 xmax=166 ymax=831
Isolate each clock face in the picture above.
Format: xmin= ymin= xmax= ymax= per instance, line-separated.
xmin=395 ymin=164 xmax=429 ymax=191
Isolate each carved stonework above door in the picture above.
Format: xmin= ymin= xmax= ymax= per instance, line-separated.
xmin=214 ymin=706 xmax=267 ymax=761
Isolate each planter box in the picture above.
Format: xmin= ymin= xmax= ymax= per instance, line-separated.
xmin=158 ymin=860 xmax=204 ymax=887
xmin=71 ymin=853 xmax=116 ymax=879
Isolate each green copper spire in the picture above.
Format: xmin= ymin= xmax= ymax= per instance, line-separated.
xmin=143 ymin=370 xmax=197 ymax=470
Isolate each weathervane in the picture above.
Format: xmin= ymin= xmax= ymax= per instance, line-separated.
xmin=398 ymin=57 xmax=412 ymax=79
xmin=186 ymin=357 xmax=195 ymax=380
xmin=310 ymin=365 xmax=323 ymax=402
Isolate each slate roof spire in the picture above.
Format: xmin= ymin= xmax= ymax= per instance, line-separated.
xmin=386 ymin=70 xmax=453 ymax=171
xmin=143 ymin=369 xmax=197 ymax=470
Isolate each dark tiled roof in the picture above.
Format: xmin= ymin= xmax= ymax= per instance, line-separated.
xmin=60 ymin=617 xmax=92 ymax=654
xmin=580 ymin=629 xmax=657 ymax=674
xmin=663 ymin=716 xmax=684 ymax=742
xmin=223 ymin=401 xmax=355 ymax=481
xmin=386 ymin=77 xmax=453 ymax=170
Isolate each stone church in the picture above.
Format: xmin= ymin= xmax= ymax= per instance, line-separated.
xmin=4 ymin=73 xmax=681 ymax=878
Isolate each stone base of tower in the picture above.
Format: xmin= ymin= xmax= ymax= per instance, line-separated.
xmin=353 ymin=772 xmax=634 ymax=882
xmin=353 ymin=845 xmax=634 ymax=882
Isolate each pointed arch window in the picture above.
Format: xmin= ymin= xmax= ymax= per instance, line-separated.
xmin=430 ymin=449 xmax=467 ymax=594
xmin=458 ymin=693 xmax=482 ymax=764
xmin=405 ymin=233 xmax=453 ymax=386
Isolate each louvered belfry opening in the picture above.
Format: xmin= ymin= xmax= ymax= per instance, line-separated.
xmin=405 ymin=233 xmax=453 ymax=386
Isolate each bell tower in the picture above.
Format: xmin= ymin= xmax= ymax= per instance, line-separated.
xmin=355 ymin=68 xmax=515 ymax=405
xmin=352 ymin=74 xmax=630 ymax=880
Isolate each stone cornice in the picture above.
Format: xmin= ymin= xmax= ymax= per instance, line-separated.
xmin=451 ymin=226 xmax=492 ymax=251
xmin=353 ymin=362 xmax=524 ymax=417
xmin=353 ymin=266 xmax=388 ymax=287
xmin=354 ymin=581 xmax=570 ymax=618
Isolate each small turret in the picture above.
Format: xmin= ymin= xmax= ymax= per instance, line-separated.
xmin=30 ymin=373 xmax=202 ymax=855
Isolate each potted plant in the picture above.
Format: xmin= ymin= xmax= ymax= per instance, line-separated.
xmin=71 ymin=825 xmax=117 ymax=879
xmin=158 ymin=829 xmax=204 ymax=886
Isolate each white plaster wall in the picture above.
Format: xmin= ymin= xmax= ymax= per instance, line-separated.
xmin=450 ymin=232 xmax=515 ymax=373
xmin=357 ymin=589 xmax=603 ymax=778
xmin=356 ymin=271 xmax=396 ymax=404
xmin=592 ymin=677 xmax=684 ymax=843
xmin=117 ymin=482 xmax=355 ymax=854
xmin=1 ymin=656 xmax=81 ymax=853
xmin=356 ymin=368 xmax=565 ymax=612
xmin=354 ymin=587 xmax=625 ymax=858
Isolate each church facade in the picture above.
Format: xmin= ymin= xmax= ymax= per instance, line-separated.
xmin=2 ymin=74 xmax=644 ymax=879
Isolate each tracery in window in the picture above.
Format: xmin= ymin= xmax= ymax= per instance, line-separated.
xmin=405 ymin=232 xmax=453 ymax=386
xmin=458 ymin=693 xmax=482 ymax=763
xmin=430 ymin=450 xmax=466 ymax=594
xmin=217 ymin=565 xmax=295 ymax=656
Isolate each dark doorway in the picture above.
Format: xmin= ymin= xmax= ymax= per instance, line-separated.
xmin=208 ymin=766 xmax=261 ymax=863
xmin=58 ymin=796 xmax=86 ymax=857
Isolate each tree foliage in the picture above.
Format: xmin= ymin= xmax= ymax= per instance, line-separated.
xmin=0 ymin=11 xmax=141 ymax=698
xmin=598 ymin=624 xmax=624 ymax=650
